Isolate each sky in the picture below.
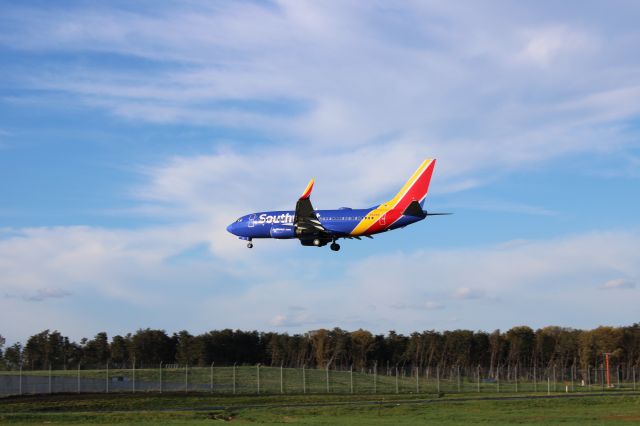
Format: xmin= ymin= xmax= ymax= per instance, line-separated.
xmin=1 ymin=0 xmax=639 ymax=344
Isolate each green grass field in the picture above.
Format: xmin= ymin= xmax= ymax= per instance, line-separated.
xmin=1 ymin=392 xmax=639 ymax=425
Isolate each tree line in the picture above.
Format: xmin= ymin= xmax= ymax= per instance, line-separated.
xmin=1 ymin=324 xmax=639 ymax=374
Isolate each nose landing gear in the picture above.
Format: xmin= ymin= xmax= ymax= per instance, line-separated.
xmin=247 ymin=242 xmax=253 ymax=249
xmin=330 ymin=242 xmax=340 ymax=251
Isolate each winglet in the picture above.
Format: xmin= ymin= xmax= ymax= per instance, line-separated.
xmin=299 ymin=178 xmax=315 ymax=200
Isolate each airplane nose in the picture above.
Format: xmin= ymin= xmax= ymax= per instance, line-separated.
xmin=226 ymin=223 xmax=236 ymax=235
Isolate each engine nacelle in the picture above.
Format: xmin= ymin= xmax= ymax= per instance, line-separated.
xmin=270 ymin=225 xmax=296 ymax=239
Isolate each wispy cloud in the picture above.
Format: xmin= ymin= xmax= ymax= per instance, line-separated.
xmin=4 ymin=287 xmax=71 ymax=302
xmin=390 ymin=301 xmax=445 ymax=311
xmin=600 ymin=278 xmax=636 ymax=290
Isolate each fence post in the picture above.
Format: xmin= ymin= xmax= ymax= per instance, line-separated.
xmin=106 ymin=362 xmax=109 ymax=394
xmin=416 ymin=366 xmax=419 ymax=394
xmin=497 ymin=365 xmax=500 ymax=393
xmin=302 ymin=365 xmax=306 ymax=394
xmin=534 ymin=364 xmax=537 ymax=392
xmin=395 ymin=366 xmax=399 ymax=394
xmin=19 ymin=365 xmax=23 ymax=396
xmin=257 ymin=364 xmax=261 ymax=394
xmin=233 ymin=363 xmax=237 ymax=395
xmin=350 ymin=365 xmax=354 ymax=394
xmin=160 ymin=362 xmax=163 ymax=393
xmin=77 ymin=363 xmax=81 ymax=394
xmin=326 ymin=364 xmax=330 ymax=393
xmin=547 ymin=373 xmax=550 ymax=395
xmin=185 ymin=363 xmax=188 ymax=393
xmin=588 ymin=365 xmax=591 ymax=391
xmin=553 ymin=365 xmax=556 ymax=392
xmin=515 ymin=365 xmax=518 ymax=393
xmin=211 ymin=362 xmax=215 ymax=394
xmin=436 ymin=365 xmax=440 ymax=394
xmin=457 ymin=365 xmax=461 ymax=393
xmin=49 ymin=363 xmax=52 ymax=394
xmin=374 ymin=361 xmax=377 ymax=394
xmin=570 ymin=364 xmax=574 ymax=392
xmin=280 ymin=364 xmax=284 ymax=394
xmin=633 ymin=366 xmax=636 ymax=391
xmin=477 ymin=365 xmax=480 ymax=393
xmin=617 ymin=364 xmax=620 ymax=388
xmin=132 ymin=357 xmax=136 ymax=393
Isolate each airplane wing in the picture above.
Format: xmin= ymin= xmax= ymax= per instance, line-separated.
xmin=294 ymin=179 xmax=331 ymax=238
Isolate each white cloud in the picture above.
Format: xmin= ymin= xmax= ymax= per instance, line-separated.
xmin=2 ymin=2 xmax=639 ymax=182
xmin=517 ymin=26 xmax=598 ymax=67
xmin=2 ymin=222 xmax=640 ymax=343
xmin=454 ymin=287 xmax=485 ymax=300
xmin=600 ymin=278 xmax=636 ymax=290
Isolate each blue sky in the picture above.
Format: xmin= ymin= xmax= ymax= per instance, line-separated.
xmin=1 ymin=1 xmax=639 ymax=344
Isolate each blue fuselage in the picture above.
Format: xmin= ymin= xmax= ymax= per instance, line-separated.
xmin=226 ymin=207 xmax=424 ymax=240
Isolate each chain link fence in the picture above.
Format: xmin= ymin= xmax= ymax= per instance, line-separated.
xmin=0 ymin=364 xmax=637 ymax=396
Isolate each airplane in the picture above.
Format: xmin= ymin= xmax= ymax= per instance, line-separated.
xmin=226 ymin=158 xmax=449 ymax=251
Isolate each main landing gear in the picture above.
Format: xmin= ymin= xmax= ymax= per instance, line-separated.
xmin=330 ymin=242 xmax=341 ymax=251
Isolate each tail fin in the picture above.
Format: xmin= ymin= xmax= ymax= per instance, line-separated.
xmin=383 ymin=158 xmax=436 ymax=210
xmin=299 ymin=178 xmax=315 ymax=200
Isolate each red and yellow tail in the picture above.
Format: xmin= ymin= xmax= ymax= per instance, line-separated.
xmin=351 ymin=159 xmax=436 ymax=235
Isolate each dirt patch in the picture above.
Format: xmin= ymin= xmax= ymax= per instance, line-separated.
xmin=602 ymin=415 xmax=640 ymax=421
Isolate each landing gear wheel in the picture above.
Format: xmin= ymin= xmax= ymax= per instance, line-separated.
xmin=247 ymin=242 xmax=253 ymax=249
xmin=330 ymin=242 xmax=340 ymax=251
xmin=313 ymin=238 xmax=321 ymax=246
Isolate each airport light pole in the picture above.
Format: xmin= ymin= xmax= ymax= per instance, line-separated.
xmin=604 ymin=353 xmax=612 ymax=389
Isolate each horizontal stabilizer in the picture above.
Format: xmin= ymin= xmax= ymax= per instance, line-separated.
xmin=403 ymin=200 xmax=426 ymax=218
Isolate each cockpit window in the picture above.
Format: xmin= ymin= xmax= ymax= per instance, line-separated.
xmin=236 ymin=218 xmax=243 ymax=222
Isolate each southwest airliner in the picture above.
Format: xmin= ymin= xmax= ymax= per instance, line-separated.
xmin=226 ymin=159 xmax=448 ymax=251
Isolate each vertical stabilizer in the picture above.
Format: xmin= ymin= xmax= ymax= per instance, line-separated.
xmin=383 ymin=158 xmax=435 ymax=209
xmin=350 ymin=159 xmax=436 ymax=235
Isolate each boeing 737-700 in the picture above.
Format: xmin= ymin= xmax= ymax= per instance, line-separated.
xmin=226 ymin=158 xmax=448 ymax=251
